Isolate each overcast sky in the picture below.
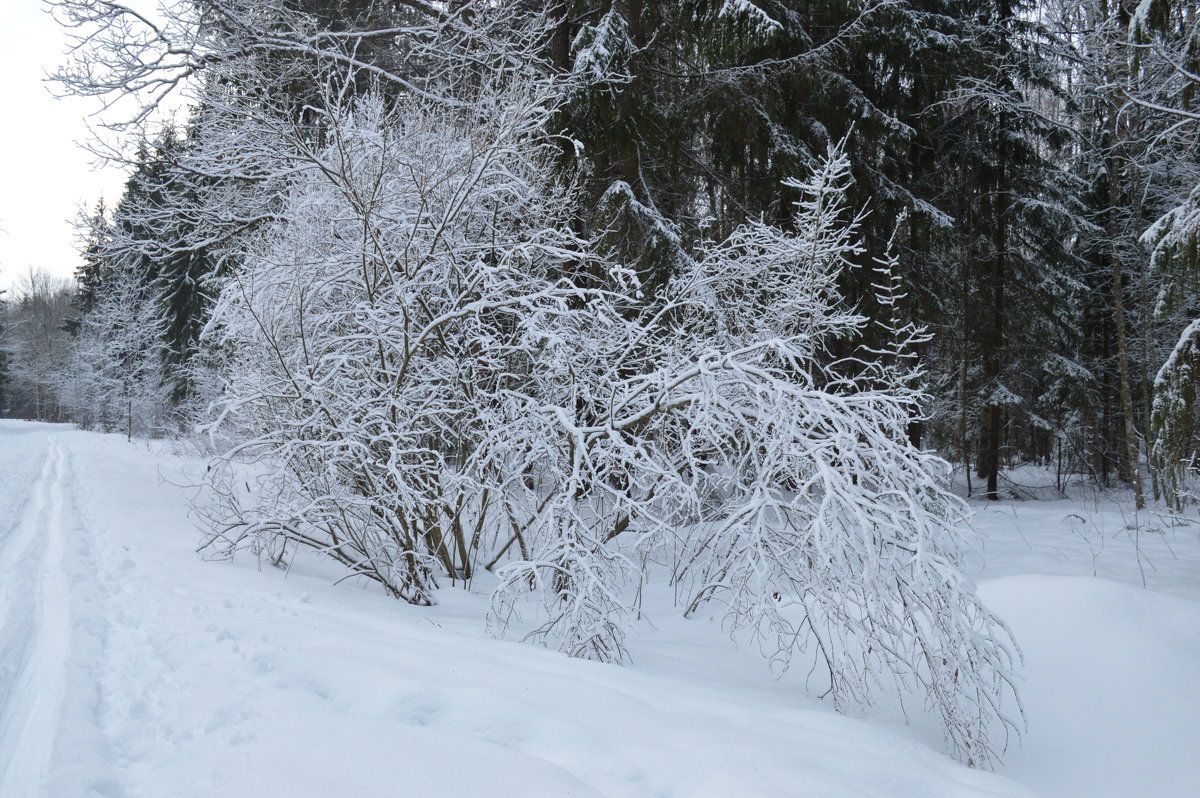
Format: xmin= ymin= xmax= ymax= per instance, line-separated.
xmin=0 ymin=1 xmax=132 ymax=293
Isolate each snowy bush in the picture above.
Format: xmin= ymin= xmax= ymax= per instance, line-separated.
xmin=198 ymin=45 xmax=598 ymax=601
xmin=157 ymin=2 xmax=1025 ymax=767
xmin=485 ymin=147 xmax=1023 ymax=767
xmin=200 ymin=90 xmax=1021 ymax=761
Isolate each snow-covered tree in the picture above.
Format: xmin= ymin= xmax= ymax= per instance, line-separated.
xmin=0 ymin=270 xmax=76 ymax=422
xmin=1152 ymin=319 xmax=1200 ymax=508
xmin=59 ymin=260 xmax=171 ymax=439
xmin=1125 ymin=0 xmax=1200 ymax=506
xmin=196 ymin=13 xmax=589 ymax=604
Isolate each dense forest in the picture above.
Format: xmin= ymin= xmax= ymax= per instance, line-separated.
xmin=2 ymin=0 xmax=1199 ymax=766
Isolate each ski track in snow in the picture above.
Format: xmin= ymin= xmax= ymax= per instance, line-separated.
xmin=0 ymin=437 xmax=71 ymax=797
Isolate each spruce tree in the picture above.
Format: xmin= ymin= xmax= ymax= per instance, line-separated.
xmin=68 ymin=199 xmax=112 ymax=335
xmin=1128 ymin=0 xmax=1200 ymax=505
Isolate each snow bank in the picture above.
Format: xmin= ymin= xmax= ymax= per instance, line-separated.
xmin=982 ymin=575 xmax=1200 ymax=798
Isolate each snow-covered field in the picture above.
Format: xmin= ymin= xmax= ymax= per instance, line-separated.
xmin=1 ymin=420 xmax=1197 ymax=797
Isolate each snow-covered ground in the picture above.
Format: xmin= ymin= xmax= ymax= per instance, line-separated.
xmin=1 ymin=420 xmax=1197 ymax=797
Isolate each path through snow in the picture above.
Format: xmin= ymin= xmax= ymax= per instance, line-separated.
xmin=0 ymin=437 xmax=71 ymax=796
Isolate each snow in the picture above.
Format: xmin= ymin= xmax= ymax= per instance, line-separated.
xmin=983 ymin=575 xmax=1200 ymax=798
xmin=970 ymin=491 xmax=1200 ymax=797
xmin=717 ymin=1 xmax=783 ymax=34
xmin=2 ymin=420 xmax=1199 ymax=796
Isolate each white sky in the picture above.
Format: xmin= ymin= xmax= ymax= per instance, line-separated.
xmin=0 ymin=1 xmax=134 ymax=293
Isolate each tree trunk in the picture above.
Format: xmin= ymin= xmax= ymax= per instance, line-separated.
xmin=1107 ymin=149 xmax=1146 ymax=509
xmin=982 ymin=178 xmax=1007 ymax=501
xmin=958 ymin=344 xmax=972 ymax=498
xmin=1134 ymin=189 xmax=1160 ymax=501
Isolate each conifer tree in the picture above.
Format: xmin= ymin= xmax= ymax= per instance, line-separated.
xmin=914 ymin=1 xmax=1083 ymax=498
xmin=85 ymin=127 xmax=219 ymax=410
xmin=1127 ymin=0 xmax=1200 ymax=506
xmin=72 ymin=200 xmax=111 ymax=324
